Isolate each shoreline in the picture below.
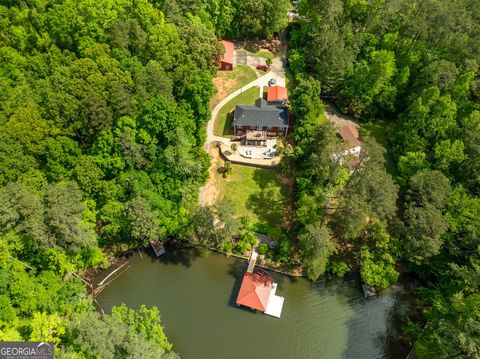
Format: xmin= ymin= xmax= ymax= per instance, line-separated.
xmin=88 ymin=241 xmax=304 ymax=298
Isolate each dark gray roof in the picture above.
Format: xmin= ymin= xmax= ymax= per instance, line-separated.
xmin=234 ymin=98 xmax=288 ymax=128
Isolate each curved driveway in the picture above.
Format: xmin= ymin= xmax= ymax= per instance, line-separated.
xmin=204 ymin=57 xmax=286 ymax=152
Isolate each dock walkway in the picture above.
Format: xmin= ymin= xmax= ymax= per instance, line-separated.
xmin=247 ymin=248 xmax=258 ymax=273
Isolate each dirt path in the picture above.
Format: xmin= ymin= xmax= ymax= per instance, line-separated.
xmin=199 ymin=144 xmax=223 ymax=205
xmin=323 ymin=101 xmax=359 ymax=130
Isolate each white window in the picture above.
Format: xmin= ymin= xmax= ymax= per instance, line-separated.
xmin=256 ymin=126 xmax=262 ymax=130
xmin=267 ymin=126 xmax=273 ymax=130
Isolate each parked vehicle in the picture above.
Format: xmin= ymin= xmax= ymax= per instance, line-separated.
xmin=256 ymin=64 xmax=271 ymax=71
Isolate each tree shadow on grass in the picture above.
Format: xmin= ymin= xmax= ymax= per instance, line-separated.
xmin=246 ymin=168 xmax=291 ymax=226
xmin=222 ymin=111 xmax=234 ymax=136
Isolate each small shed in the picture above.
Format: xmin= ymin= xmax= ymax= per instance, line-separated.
xmin=219 ymin=40 xmax=234 ymax=71
xmin=338 ymin=125 xmax=361 ymax=156
xmin=267 ymin=85 xmax=288 ymax=104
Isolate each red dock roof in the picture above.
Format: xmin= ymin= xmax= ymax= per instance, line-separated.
xmin=219 ymin=40 xmax=234 ymax=65
xmin=267 ymin=86 xmax=288 ymax=102
xmin=236 ymin=272 xmax=273 ymax=312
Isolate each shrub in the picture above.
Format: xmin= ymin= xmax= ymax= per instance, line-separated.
xmin=258 ymin=243 xmax=269 ymax=255
xmin=223 ymin=241 xmax=233 ymax=253
xmin=274 ymin=237 xmax=292 ymax=263
xmin=329 ymin=261 xmax=350 ymax=279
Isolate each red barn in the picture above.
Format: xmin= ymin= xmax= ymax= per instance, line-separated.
xmin=219 ymin=40 xmax=234 ymax=71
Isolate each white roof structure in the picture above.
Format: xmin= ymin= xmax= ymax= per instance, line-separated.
xmin=264 ymin=282 xmax=284 ymax=318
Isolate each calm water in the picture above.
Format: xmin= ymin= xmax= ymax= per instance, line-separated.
xmin=96 ymin=248 xmax=413 ymax=359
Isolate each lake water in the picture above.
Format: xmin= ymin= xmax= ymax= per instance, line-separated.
xmin=96 ymin=248 xmax=413 ymax=359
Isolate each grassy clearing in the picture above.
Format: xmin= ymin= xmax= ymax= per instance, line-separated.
xmin=214 ymin=86 xmax=260 ymax=137
xmin=211 ymin=65 xmax=257 ymax=109
xmin=216 ymin=164 xmax=291 ymax=226
xmin=256 ymin=50 xmax=275 ymax=60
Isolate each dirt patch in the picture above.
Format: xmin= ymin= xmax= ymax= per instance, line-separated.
xmin=210 ymin=77 xmax=236 ymax=110
xmin=201 ymin=144 xmax=224 ymax=206
xmin=324 ymin=102 xmax=359 ymax=131
xmin=276 ymin=173 xmax=294 ymax=188
xmin=235 ymin=38 xmax=282 ymax=53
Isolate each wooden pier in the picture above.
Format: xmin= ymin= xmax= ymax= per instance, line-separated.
xmin=247 ymin=248 xmax=258 ymax=273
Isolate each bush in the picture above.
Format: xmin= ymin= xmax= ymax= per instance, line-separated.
xmin=274 ymin=237 xmax=292 ymax=263
xmin=235 ymin=230 xmax=258 ymax=255
xmin=258 ymin=243 xmax=269 ymax=255
xmin=224 ymin=161 xmax=232 ymax=176
xmin=223 ymin=241 xmax=233 ymax=253
xmin=250 ymin=223 xmax=283 ymax=240
xmin=329 ymin=261 xmax=350 ymax=279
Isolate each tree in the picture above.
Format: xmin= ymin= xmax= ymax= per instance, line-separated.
xmin=229 ymin=0 xmax=291 ymax=39
xmin=125 ymin=197 xmax=162 ymax=245
xmin=290 ymin=76 xmax=325 ymax=141
xmin=44 ymin=182 xmax=96 ymax=253
xmin=111 ymin=304 xmax=172 ymax=351
xmin=223 ymin=161 xmax=232 ymax=177
xmin=214 ymin=198 xmax=240 ymax=245
xmin=299 ymin=222 xmax=337 ymax=280
xmin=402 ymin=170 xmax=451 ymax=264
xmin=65 ymin=312 xmax=174 ymax=359
xmin=334 ymin=139 xmax=398 ymax=239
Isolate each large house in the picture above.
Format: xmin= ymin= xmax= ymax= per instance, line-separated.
xmin=233 ymin=98 xmax=289 ymax=146
xmin=219 ymin=40 xmax=234 ymax=71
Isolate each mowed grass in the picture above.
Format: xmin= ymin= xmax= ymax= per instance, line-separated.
xmin=256 ymin=50 xmax=275 ymax=60
xmin=214 ymin=86 xmax=260 ymax=137
xmin=211 ymin=65 xmax=257 ymax=109
xmin=216 ymin=164 xmax=291 ymax=226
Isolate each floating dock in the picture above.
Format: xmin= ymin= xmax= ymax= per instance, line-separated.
xmin=264 ymin=283 xmax=285 ymax=318
xmin=149 ymin=240 xmax=166 ymax=257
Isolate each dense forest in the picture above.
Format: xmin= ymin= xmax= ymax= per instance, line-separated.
xmin=289 ymin=0 xmax=480 ymax=357
xmin=0 ymin=0 xmax=294 ymax=355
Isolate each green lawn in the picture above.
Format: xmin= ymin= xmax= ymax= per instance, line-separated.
xmin=216 ymin=164 xmax=291 ymax=226
xmin=256 ymin=50 xmax=275 ymax=60
xmin=214 ymin=86 xmax=260 ymax=137
xmin=211 ymin=65 xmax=257 ymax=108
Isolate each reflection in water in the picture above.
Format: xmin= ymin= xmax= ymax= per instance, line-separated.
xmin=96 ymin=248 xmax=413 ymax=359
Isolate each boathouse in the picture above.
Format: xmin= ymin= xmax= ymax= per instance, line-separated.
xmin=236 ymin=249 xmax=284 ymax=318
